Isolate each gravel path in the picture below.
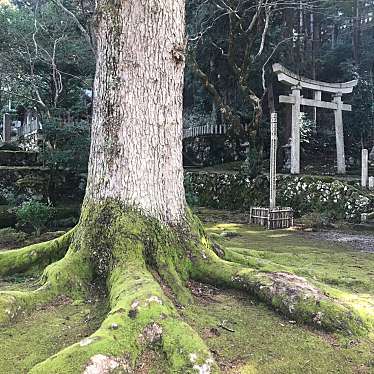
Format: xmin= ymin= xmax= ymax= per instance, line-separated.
xmin=306 ymin=231 xmax=374 ymax=253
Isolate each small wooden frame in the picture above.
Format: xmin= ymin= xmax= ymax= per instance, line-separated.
xmin=250 ymin=207 xmax=294 ymax=230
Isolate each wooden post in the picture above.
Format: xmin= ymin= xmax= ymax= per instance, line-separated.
xmin=270 ymin=113 xmax=278 ymax=209
xmin=369 ymin=177 xmax=374 ymax=190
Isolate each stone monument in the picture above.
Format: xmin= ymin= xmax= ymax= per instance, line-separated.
xmin=362 ymin=149 xmax=369 ymax=188
xmin=2 ymin=113 xmax=11 ymax=143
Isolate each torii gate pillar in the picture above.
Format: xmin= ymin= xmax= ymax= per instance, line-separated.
xmin=291 ymin=86 xmax=301 ymax=174
xmin=333 ymin=93 xmax=346 ymax=174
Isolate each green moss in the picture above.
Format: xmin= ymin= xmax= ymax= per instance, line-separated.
xmin=203 ymin=218 xmax=374 ymax=293
xmin=1 ymin=205 xmax=373 ymax=373
xmin=0 ymin=297 xmax=106 ymax=374
xmin=27 ymin=201 xmax=217 ymax=373
xmin=0 ymin=226 xmax=93 ymax=325
xmin=31 ymin=260 xmax=214 ymax=373
xmin=183 ymin=288 xmax=374 ymax=374
xmin=0 ymin=229 xmax=74 ymax=277
xmin=189 ymin=212 xmax=371 ymax=335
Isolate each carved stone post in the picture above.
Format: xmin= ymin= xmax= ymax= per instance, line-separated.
xmin=291 ymin=86 xmax=301 ymax=174
xmin=270 ymin=113 xmax=278 ymax=209
xmin=2 ymin=113 xmax=11 ymax=143
xmin=361 ymin=149 xmax=368 ymax=188
xmin=369 ymin=177 xmax=374 ymax=190
xmin=333 ymin=93 xmax=346 ymax=174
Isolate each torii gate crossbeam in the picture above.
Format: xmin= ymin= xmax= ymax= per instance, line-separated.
xmin=273 ymin=63 xmax=358 ymax=175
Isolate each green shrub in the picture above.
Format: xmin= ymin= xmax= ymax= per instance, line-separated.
xmin=0 ymin=206 xmax=16 ymax=228
xmin=241 ymin=146 xmax=263 ymax=179
xmin=39 ymin=119 xmax=91 ymax=171
xmin=299 ymin=212 xmax=334 ymax=230
xmin=184 ymin=172 xmax=374 ymax=222
xmin=0 ymin=227 xmax=28 ymax=246
xmin=184 ymin=177 xmax=200 ymax=206
xmin=15 ymin=201 xmax=55 ymax=236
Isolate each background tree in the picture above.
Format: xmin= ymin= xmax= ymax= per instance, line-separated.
xmin=0 ymin=0 xmax=95 ymax=119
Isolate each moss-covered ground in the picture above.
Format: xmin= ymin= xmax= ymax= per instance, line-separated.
xmin=198 ymin=208 xmax=374 ymax=325
xmin=184 ymin=285 xmax=374 ymax=373
xmin=0 ymin=296 xmax=107 ymax=374
xmin=0 ymin=208 xmax=373 ymax=373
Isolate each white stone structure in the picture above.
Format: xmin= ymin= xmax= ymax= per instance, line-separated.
xmin=2 ymin=114 xmax=11 ymax=142
xmin=362 ymin=149 xmax=369 ymax=188
xmin=369 ymin=177 xmax=374 ymax=190
xmin=269 ymin=113 xmax=278 ymax=209
xmin=273 ymin=63 xmax=357 ymax=175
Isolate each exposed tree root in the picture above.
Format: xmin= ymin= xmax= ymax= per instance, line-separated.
xmin=31 ymin=262 xmax=216 ymax=373
xmin=0 ymin=228 xmax=91 ymax=325
xmin=30 ymin=210 xmax=217 ymax=374
xmin=0 ymin=203 xmax=371 ymax=373
xmin=189 ymin=218 xmax=369 ymax=336
xmin=212 ymin=242 xmax=292 ymax=273
xmin=0 ymin=228 xmax=75 ymax=277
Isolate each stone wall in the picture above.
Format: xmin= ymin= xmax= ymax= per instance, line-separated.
xmin=0 ymin=151 xmax=38 ymax=167
xmin=183 ymin=135 xmax=247 ymax=167
xmin=185 ymin=172 xmax=374 ymax=221
xmin=1 ymin=162 xmax=373 ymax=223
xmin=0 ymin=167 xmax=86 ymax=205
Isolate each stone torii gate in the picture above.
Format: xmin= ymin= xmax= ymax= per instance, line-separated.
xmin=273 ymin=63 xmax=358 ymax=175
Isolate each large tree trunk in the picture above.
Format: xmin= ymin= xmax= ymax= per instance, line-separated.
xmin=86 ymin=0 xmax=186 ymax=224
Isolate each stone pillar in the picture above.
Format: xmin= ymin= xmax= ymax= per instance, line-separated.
xmin=361 ymin=149 xmax=368 ymax=188
xmin=270 ymin=113 xmax=278 ymax=209
xmin=313 ymin=91 xmax=321 ymax=123
xmin=369 ymin=177 xmax=374 ymax=190
xmin=291 ymin=86 xmax=301 ymax=174
xmin=2 ymin=113 xmax=11 ymax=143
xmin=333 ymin=93 xmax=346 ymax=174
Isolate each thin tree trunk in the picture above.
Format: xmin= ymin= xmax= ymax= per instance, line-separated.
xmin=353 ymin=0 xmax=361 ymax=65
xmin=86 ymin=0 xmax=186 ymax=224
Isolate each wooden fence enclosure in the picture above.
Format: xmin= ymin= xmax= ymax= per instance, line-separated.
xmin=250 ymin=207 xmax=294 ymax=230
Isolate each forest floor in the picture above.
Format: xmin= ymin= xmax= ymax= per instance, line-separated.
xmin=0 ymin=208 xmax=373 ymax=373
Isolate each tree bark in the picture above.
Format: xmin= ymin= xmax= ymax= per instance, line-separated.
xmin=86 ymin=0 xmax=186 ymax=225
xmin=353 ymin=0 xmax=361 ymax=65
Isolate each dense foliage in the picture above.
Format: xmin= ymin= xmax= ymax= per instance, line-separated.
xmin=15 ymin=200 xmax=55 ymax=235
xmin=40 ymin=119 xmax=90 ymax=171
xmin=0 ymin=0 xmax=373 ymax=172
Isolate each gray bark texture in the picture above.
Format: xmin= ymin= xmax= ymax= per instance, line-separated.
xmin=86 ymin=0 xmax=186 ymax=224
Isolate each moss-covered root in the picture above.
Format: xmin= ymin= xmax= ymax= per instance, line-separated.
xmin=191 ymin=242 xmax=368 ymax=336
xmin=0 ymin=288 xmax=50 ymax=326
xmin=212 ymin=242 xmax=292 ymax=273
xmin=0 ymin=235 xmax=92 ymax=325
xmin=0 ymin=228 xmax=75 ymax=277
xmin=30 ymin=255 xmax=218 ymax=374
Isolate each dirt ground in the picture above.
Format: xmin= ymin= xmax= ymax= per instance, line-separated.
xmin=304 ymin=230 xmax=374 ymax=253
